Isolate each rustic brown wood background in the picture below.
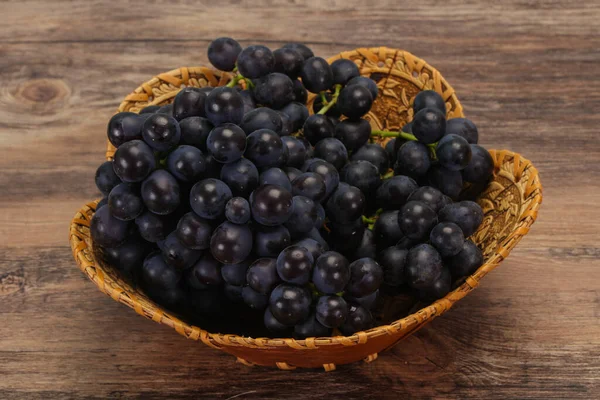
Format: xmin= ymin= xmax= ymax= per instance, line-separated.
xmin=1 ymin=0 xmax=599 ymax=398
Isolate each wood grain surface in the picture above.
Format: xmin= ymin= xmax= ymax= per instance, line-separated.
xmin=0 ymin=1 xmax=599 ymax=398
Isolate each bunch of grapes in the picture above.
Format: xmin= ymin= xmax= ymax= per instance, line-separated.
xmin=91 ymin=37 xmax=493 ymax=338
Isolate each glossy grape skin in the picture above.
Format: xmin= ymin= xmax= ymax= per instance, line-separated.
xmin=280 ymin=102 xmax=309 ymax=132
xmin=176 ymin=212 xmax=212 ymax=250
xmin=445 ymin=117 xmax=478 ymax=144
xmin=339 ymin=304 xmax=374 ymax=335
xmin=284 ymin=196 xmax=318 ymax=237
xmin=239 ymin=89 xmax=256 ymax=115
xmin=240 ymin=107 xmax=282 ymax=135
xmin=419 ymin=266 xmax=452 ymax=301
xmin=438 ymin=201 xmax=484 ymax=237
xmin=446 ymin=239 xmax=483 ymax=277
xmin=300 ymin=57 xmax=333 ymax=93
xmin=107 ymin=183 xmax=144 ymax=221
xmin=313 ymin=138 xmax=348 ymax=170
xmin=107 ymin=112 xmax=144 ymax=148
xmin=347 ymin=76 xmax=378 ymax=100
xmin=351 ymin=144 xmax=389 ymax=175
xmin=173 ymin=87 xmax=208 ymax=121
xmin=282 ymin=43 xmax=314 ymax=60
xmin=293 ymin=238 xmax=326 ymax=260
xmin=337 ymin=85 xmax=373 ymax=119
xmin=312 ymin=251 xmax=350 ymax=294
xmin=141 ymin=170 xmax=180 ymax=215
xmin=340 ymin=160 xmax=381 ymax=196
xmin=167 ymin=145 xmax=206 ymax=182
xmin=113 ymin=140 xmax=156 ymax=183
xmin=334 ymin=118 xmax=371 ymax=152
xmin=141 ymin=252 xmax=182 ymax=291
xmin=207 ymin=37 xmax=242 ymax=71
xmin=412 ymin=108 xmax=446 ymax=144
xmin=140 ymin=105 xmax=160 ymax=114
xmin=189 ymin=252 xmax=223 ymax=287
xmin=347 ymin=258 xmax=384 ymax=297
xmin=303 ymin=114 xmax=335 ymax=145
xmin=237 ymin=45 xmax=275 ymax=79
xmin=245 ymin=129 xmax=284 ymax=169
xmin=398 ymin=200 xmax=438 ymax=240
xmin=292 ymin=79 xmax=308 ymax=103
xmin=273 ymin=47 xmax=304 ymax=78
xmin=249 ymin=184 xmax=293 ymax=226
xmin=291 ymin=172 xmax=327 ymax=203
xmin=259 ymin=167 xmax=292 ymax=191
xmin=95 ymin=161 xmax=121 ymax=196
xmin=220 ymin=158 xmax=259 ymax=198
xmin=294 ymin=313 xmax=332 ymax=339
xmin=413 ymin=90 xmax=446 ymax=115
xmin=281 ymin=137 xmax=307 ymax=168
xmin=225 ymin=197 xmax=251 ymax=224
xmin=179 ymin=116 xmax=213 ymax=151
xmin=206 ymin=123 xmax=247 ymax=163
xmin=242 ymin=285 xmax=269 ymax=310
xmin=252 ymin=72 xmax=295 ymax=109
xmin=348 ymin=229 xmax=377 ymax=262
xmin=316 ymin=296 xmax=348 ymax=328
xmin=378 ymin=245 xmax=408 ymax=287
xmin=160 ymin=231 xmax=202 ymax=270
xmin=376 ymin=175 xmax=419 ymax=211
xmin=254 ymin=225 xmax=291 ymax=257
xmin=430 ymin=222 xmax=465 ymax=257
xmin=408 ymin=186 xmax=448 ymax=213
xmin=304 ymin=159 xmax=340 ymax=199
xmin=394 ymin=141 xmax=431 ymax=179
xmin=427 ymin=163 xmax=463 ymax=199
xmin=312 ymin=91 xmax=342 ymax=118
xmin=221 ymin=259 xmax=252 ymax=286
xmin=276 ymin=245 xmax=314 ymax=284
xmin=135 ymin=211 xmax=172 ymax=242
xmin=284 ymin=167 xmax=303 ymax=183
xmin=204 ymin=87 xmax=244 ymax=126
xmin=326 ymin=183 xmax=366 ymax=224
xmin=462 ymin=144 xmax=494 ymax=184
xmin=141 ymin=113 xmax=181 ymax=151
xmin=90 ymin=205 xmax=130 ymax=248
xmin=372 ymin=210 xmax=404 ymax=250
xmin=210 ymin=221 xmax=253 ymax=264
xmin=269 ymin=284 xmax=311 ymax=326
xmin=385 ymin=139 xmax=397 ymax=165
xmin=405 ymin=244 xmax=443 ymax=290
xmin=330 ymin=58 xmax=360 ymax=85
xmin=436 ymin=134 xmax=472 ymax=171
xmin=277 ymin=111 xmax=293 ymax=136
xmin=264 ymin=308 xmax=291 ymax=333
xmin=246 ymin=258 xmax=280 ymax=294
xmin=189 ymin=178 xmax=232 ymax=219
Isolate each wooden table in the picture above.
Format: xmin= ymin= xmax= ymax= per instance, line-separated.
xmin=1 ymin=1 xmax=598 ymax=398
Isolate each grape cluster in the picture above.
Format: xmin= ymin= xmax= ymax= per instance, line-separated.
xmin=91 ymin=37 xmax=493 ymax=338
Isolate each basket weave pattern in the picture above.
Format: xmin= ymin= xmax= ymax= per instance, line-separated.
xmin=72 ymin=47 xmax=542 ymax=370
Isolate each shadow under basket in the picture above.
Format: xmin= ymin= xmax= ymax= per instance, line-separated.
xmin=70 ymin=47 xmax=543 ymax=371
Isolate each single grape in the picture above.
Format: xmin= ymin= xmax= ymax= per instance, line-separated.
xmin=284 ymin=166 xmax=303 ymax=182
xmin=292 ymin=79 xmax=308 ymax=103
xmin=237 ymin=45 xmax=275 ymax=79
xmin=348 ymin=229 xmax=377 ymax=261
xmin=300 ymin=57 xmax=333 ymax=93
xmin=280 ymin=102 xmax=309 ymax=132
xmin=436 ymin=134 xmax=472 ymax=171
xmin=294 ymin=313 xmax=332 ymax=339
xmin=108 ymin=183 xmax=144 ymax=221
xmin=259 ymin=167 xmax=292 ymax=191
xmin=249 ymin=184 xmax=293 ymax=226
xmin=140 ymin=105 xmax=160 ymax=114
xmin=254 ymin=225 xmax=291 ymax=257
xmin=141 ymin=251 xmax=181 ymax=291
xmin=112 ymin=140 xmax=156 ymax=183
xmin=347 ymin=76 xmax=378 ymax=100
xmin=405 ymin=244 xmax=443 ymax=290
xmin=331 ymin=58 xmax=360 ymax=86
xmin=293 ymin=238 xmax=326 ymax=261
xmin=97 ymin=234 xmax=151 ymax=280
xmin=141 ymin=113 xmax=181 ymax=151
xmin=394 ymin=141 xmax=431 ymax=179
xmin=326 ymin=183 xmax=365 ymax=224
xmin=107 ymin=112 xmax=144 ymax=148
xmin=220 ymin=158 xmax=259 ymax=198
xmin=316 ymin=296 xmax=348 ymax=328
xmin=282 ymin=43 xmax=314 ymax=60
xmin=273 ymin=47 xmax=304 ymax=78
xmin=398 ymin=200 xmax=438 ymax=240
xmin=178 ymin=116 xmax=213 ymax=151
xmin=446 ymin=239 xmax=484 ymax=277
xmin=205 ymin=87 xmax=244 ymax=126
xmin=412 ymin=108 xmax=446 ymax=144
xmin=135 ymin=211 xmax=172 ymax=242
xmin=385 ymin=138 xmax=397 ymax=165
xmin=303 ymin=114 xmax=335 ymax=145
xmin=430 ymin=222 xmax=465 ymax=257
xmin=419 ymin=266 xmax=452 ymax=301
xmin=159 ymin=231 xmax=202 ymax=270
xmin=225 ymin=197 xmax=251 ymax=224
xmin=281 ymin=136 xmax=307 ymax=168
xmin=339 ymin=304 xmax=374 ymax=335
xmin=334 ymin=118 xmax=371 ymax=152
xmin=240 ymin=107 xmax=282 ymax=135
xmin=313 ymin=138 xmax=348 ymax=170
xmin=312 ymin=251 xmax=350 ymax=294
xmin=373 ymin=210 xmax=404 ymax=250
xmin=221 ymin=259 xmax=253 ymax=286
xmin=407 ymin=186 xmax=447 ymax=213
xmin=176 ymin=212 xmax=212 ymax=250
xmin=347 ymin=258 xmax=383 ymax=297
xmin=378 ymin=245 xmax=408 ymax=287
xmin=264 ymin=308 xmax=291 ymax=333
xmin=462 ymin=144 xmax=494 ymax=184
xmin=312 ymin=91 xmax=342 ymax=118
xmin=242 ymin=285 xmax=269 ymax=310
xmin=269 ymin=284 xmax=311 ymax=325
xmin=173 ymin=87 xmax=208 ymax=121
xmin=351 ymin=144 xmax=389 ymax=175
xmin=239 ymin=89 xmax=256 ymax=115
xmin=245 ymin=129 xmax=284 ymax=169
xmin=276 ymin=245 xmax=314 ymax=284
xmin=445 ymin=117 xmax=478 ymax=144
xmin=167 ymin=145 xmax=206 ymax=182
xmin=210 ymin=221 xmax=253 ymax=264
xmin=413 ymin=90 xmax=446 ymax=115
xmin=95 ymin=161 xmax=121 ymax=196
xmin=340 ymin=160 xmax=381 ymax=195
xmin=141 ymin=170 xmax=180 ymax=215
xmin=189 ymin=178 xmax=232 ymax=219
xmin=207 ymin=37 xmax=242 ymax=71
xmin=304 ymin=159 xmax=340 ymax=199
xmin=206 ymin=123 xmax=247 ymax=163
xmin=190 ymin=253 xmax=223 ymax=286
xmin=337 ymin=85 xmax=373 ymax=119
xmin=253 ymin=72 xmax=295 ymax=109
xmin=90 ymin=205 xmax=130 ymax=248
xmin=376 ymin=175 xmax=419 ymax=210
xmin=438 ymin=201 xmax=484 ymax=237
xmin=284 ymin=196 xmax=318 ymax=236
xmin=291 ymin=172 xmax=327 ymax=203
xmin=246 ymin=258 xmax=280 ymax=294
xmin=427 ymin=163 xmax=463 ymax=200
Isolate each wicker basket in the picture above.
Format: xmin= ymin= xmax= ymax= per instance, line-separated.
xmin=70 ymin=47 xmax=542 ymax=371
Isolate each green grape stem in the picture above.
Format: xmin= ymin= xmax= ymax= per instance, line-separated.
xmin=362 ymin=215 xmax=376 ymax=224
xmin=317 ymin=84 xmax=343 ymax=115
xmin=371 ymin=129 xmax=438 ymax=157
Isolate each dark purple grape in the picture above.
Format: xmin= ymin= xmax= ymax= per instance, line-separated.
xmin=303 ymin=114 xmax=335 ymax=145
xmin=141 ymin=170 xmax=180 ymax=215
xmin=280 ymin=102 xmax=309 ymax=132
xmin=331 ymin=59 xmax=360 ymax=86
xmin=293 ymin=238 xmax=326 ymax=261
xmin=167 ymin=145 xmax=206 ymax=182
xmin=445 ymin=118 xmax=478 ymax=144
xmin=340 ymin=160 xmax=381 ymax=195
xmin=276 ymin=245 xmax=314 ymax=284
xmin=240 ymin=107 xmax=283 ymax=135
xmin=210 ymin=221 xmax=253 ymax=264
xmin=141 ymin=113 xmax=180 ymax=151
xmin=190 ymin=178 xmax=232 ymax=219
xmin=351 ymin=144 xmax=389 ymax=175
xmin=176 ymin=212 xmax=212 ymax=250
xmin=273 ymin=47 xmax=304 ymax=78
xmin=90 ymin=205 xmax=130 ymax=248
xmin=260 ymin=167 xmax=292 ymax=191
xmin=107 ymin=112 xmax=144 ymax=148
xmin=339 ymin=304 xmax=374 ymax=335
xmin=156 ymin=103 xmax=173 ymax=116
xmin=284 ymin=196 xmax=318 ymax=237
xmin=294 ymin=313 xmax=332 ymax=338
xmin=313 ymin=138 xmax=348 ymax=170
xmin=348 ymin=229 xmax=377 ymax=261
xmin=239 ymin=89 xmax=256 ymax=115
xmin=281 ymin=136 xmax=307 ymax=168
xmin=135 ymin=211 xmax=172 ymax=242
xmin=140 ymin=105 xmax=160 ymax=114
xmin=347 ymin=76 xmax=378 ymax=100
xmin=291 ymin=172 xmax=327 ymax=203
xmin=334 ymin=118 xmax=371 ymax=152
xmin=304 ymin=159 xmax=340 ymax=199
xmin=179 ymin=116 xmax=213 ymax=151
xmin=159 ymin=231 xmax=202 ymax=270
xmin=264 ymin=308 xmax=291 ymax=333
xmin=378 ymin=245 xmax=408 ymax=287
xmin=326 ymin=183 xmax=365 ymax=224
xmin=372 ymin=210 xmax=404 ymax=250
xmin=98 ymin=234 xmax=151 ymax=279
xmin=113 ymin=140 xmax=156 ymax=183
xmin=254 ymin=225 xmax=291 ymax=257
xmin=277 ymin=111 xmax=293 ymax=136
xmin=220 ymin=158 xmax=259 ymax=198
xmin=190 ymin=252 xmax=222 ymax=286
xmin=205 ymin=87 xmax=244 ymax=126
xmin=398 ymin=200 xmax=438 ymax=240
xmin=246 ymin=258 xmax=280 ymax=294
xmin=206 ymin=123 xmax=247 ymax=163
xmin=245 ymin=129 xmax=284 ymax=169
xmin=292 ymin=79 xmax=308 ymax=103
xmin=462 ymin=144 xmax=494 ymax=184
xmin=347 ymin=258 xmax=383 ymax=297
xmin=446 ymin=240 xmax=483 ymax=277
xmin=306 ymin=228 xmax=329 ymax=250
xmin=412 ymin=108 xmax=446 ymax=144
xmin=221 ymin=259 xmax=252 ymax=286
xmin=237 ymin=45 xmax=275 ymax=79
xmin=436 ymin=134 xmax=472 ymax=171
xmin=337 ymin=85 xmax=373 ymax=119
xmin=284 ymin=167 xmax=303 ymax=183
xmin=282 ymin=43 xmax=314 ymax=60
xmin=108 ymin=183 xmax=143 ymax=221
xmin=95 ymin=161 xmax=121 ymax=196
xmin=408 ymin=186 xmax=447 ymax=213
xmin=396 ymin=236 xmax=419 ymax=250
xmin=438 ymin=201 xmax=484 ymax=237
xmin=419 ymin=266 xmax=452 ymax=301
xmin=173 ymin=87 xmax=208 ymax=121
xmin=316 ymin=295 xmax=348 ymax=328
xmin=269 ymin=284 xmax=311 ymax=325
xmin=394 ymin=141 xmax=431 ymax=179
xmin=141 ymin=251 xmax=181 ymax=290
xmin=207 ymin=37 xmax=242 ymax=71
xmin=249 ymin=184 xmax=293 ymax=226
xmin=300 ymin=57 xmax=333 ymax=93
xmin=225 ymin=197 xmax=251 ymax=224
xmin=413 ymin=90 xmax=445 ymax=115
xmin=204 ymin=154 xmax=224 ymax=179
xmin=385 ymin=138 xmax=397 ymax=165
xmin=376 ymin=175 xmax=419 ymax=210
xmin=430 ymin=222 xmax=465 ymax=257
xmin=312 ymin=251 xmax=350 ymax=294
xmin=405 ymin=244 xmax=443 ymax=290
xmin=253 ymin=72 xmax=295 ymax=109
xmin=427 ymin=163 xmax=463 ymax=199
xmin=242 ymin=285 xmax=269 ymax=310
